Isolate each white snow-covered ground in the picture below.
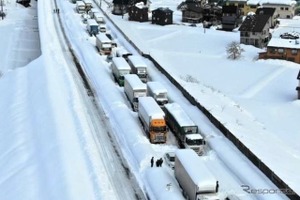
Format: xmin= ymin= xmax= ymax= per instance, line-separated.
xmin=0 ymin=0 xmax=299 ymax=199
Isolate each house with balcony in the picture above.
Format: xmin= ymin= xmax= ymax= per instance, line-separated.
xmin=259 ymin=32 xmax=300 ymax=63
xmin=238 ymin=14 xmax=271 ymax=48
xmin=177 ymin=0 xmax=204 ymax=23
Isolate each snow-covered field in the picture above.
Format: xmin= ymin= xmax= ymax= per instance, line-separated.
xmin=0 ymin=0 xmax=299 ymax=199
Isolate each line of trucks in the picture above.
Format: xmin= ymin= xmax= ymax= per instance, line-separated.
xmin=109 ymin=55 xmax=206 ymax=154
xmin=111 ymin=59 xmax=205 ymax=154
xmin=69 ymin=2 xmax=223 ymax=200
xmin=75 ymin=0 xmax=207 ymax=155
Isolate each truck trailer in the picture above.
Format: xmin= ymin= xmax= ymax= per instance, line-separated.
xmin=94 ymin=12 xmax=105 ymax=24
xmin=111 ymin=57 xmax=131 ymax=86
xmin=164 ymin=103 xmax=206 ymax=155
xmin=146 ymin=81 xmax=168 ymax=106
xmin=86 ymin=19 xmax=99 ymax=36
xmin=138 ymin=97 xmax=167 ymax=143
xmin=175 ymin=149 xmax=219 ymax=200
xmin=124 ymin=74 xmax=147 ymax=111
xmin=127 ymin=55 xmax=148 ymax=83
xmin=96 ymin=33 xmax=112 ymax=55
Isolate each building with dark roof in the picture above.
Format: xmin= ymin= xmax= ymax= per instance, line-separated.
xmin=178 ymin=0 xmax=204 ymax=23
xmin=152 ymin=7 xmax=173 ymax=25
xmin=128 ymin=2 xmax=149 ymax=22
xmin=239 ymin=14 xmax=271 ymax=48
xmin=255 ymin=7 xmax=277 ymax=27
xmin=221 ymin=5 xmax=240 ymax=31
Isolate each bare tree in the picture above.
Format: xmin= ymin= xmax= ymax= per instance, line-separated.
xmin=226 ymin=41 xmax=244 ymax=60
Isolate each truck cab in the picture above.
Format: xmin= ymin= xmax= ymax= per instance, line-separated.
xmin=184 ymin=134 xmax=206 ymax=155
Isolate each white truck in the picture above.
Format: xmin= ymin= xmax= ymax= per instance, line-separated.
xmin=111 ymin=57 xmax=131 ymax=86
xmin=86 ymin=19 xmax=99 ymax=36
xmin=164 ymin=103 xmax=206 ymax=155
xmin=124 ymin=74 xmax=147 ymax=111
xmin=94 ymin=12 xmax=105 ymax=24
xmin=88 ymin=8 xmax=99 ymax=18
xmin=138 ymin=97 xmax=167 ymax=143
xmin=127 ymin=55 xmax=148 ymax=83
xmin=96 ymin=33 xmax=112 ymax=55
xmin=146 ymin=81 xmax=168 ymax=106
xmin=76 ymin=1 xmax=86 ymax=13
xmin=175 ymin=149 xmax=219 ymax=200
xmin=116 ymin=46 xmax=132 ymax=60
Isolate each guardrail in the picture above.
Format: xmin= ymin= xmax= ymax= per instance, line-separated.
xmin=96 ymin=2 xmax=299 ymax=199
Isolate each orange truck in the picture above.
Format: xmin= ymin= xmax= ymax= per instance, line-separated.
xmin=138 ymin=97 xmax=167 ymax=143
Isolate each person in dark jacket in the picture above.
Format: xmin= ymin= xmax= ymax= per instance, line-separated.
xmin=159 ymin=158 xmax=163 ymax=167
xmin=156 ymin=159 xmax=160 ymax=167
xmin=150 ymin=157 xmax=154 ymax=167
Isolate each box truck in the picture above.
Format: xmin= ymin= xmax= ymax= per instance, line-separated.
xmin=138 ymin=97 xmax=167 ymax=143
xmin=147 ymin=81 xmax=168 ymax=106
xmin=111 ymin=57 xmax=131 ymax=86
xmin=124 ymin=74 xmax=147 ymax=111
xmin=175 ymin=149 xmax=219 ymax=200
xmin=164 ymin=103 xmax=206 ymax=155
xmin=127 ymin=55 xmax=148 ymax=83
xmin=86 ymin=19 xmax=99 ymax=36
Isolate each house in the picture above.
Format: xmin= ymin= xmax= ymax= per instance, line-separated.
xmin=297 ymin=70 xmax=300 ymax=99
xmin=239 ymin=14 xmax=271 ymax=48
xmin=259 ymin=32 xmax=300 ymax=63
xmin=222 ymin=5 xmax=240 ymax=31
xmin=128 ymin=2 xmax=149 ymax=22
xmin=112 ymin=0 xmax=130 ymax=15
xmin=224 ymin=0 xmax=247 ymax=15
xmin=202 ymin=3 xmax=222 ymax=24
xmin=178 ymin=0 xmax=203 ymax=23
xmin=152 ymin=7 xmax=173 ymax=25
xmin=255 ymin=7 xmax=276 ymax=28
xmin=260 ymin=0 xmax=296 ymax=19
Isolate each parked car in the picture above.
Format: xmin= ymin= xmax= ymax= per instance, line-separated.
xmin=164 ymin=152 xmax=175 ymax=169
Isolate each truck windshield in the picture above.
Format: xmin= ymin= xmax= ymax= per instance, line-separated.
xmin=152 ymin=126 xmax=167 ymax=132
xmin=186 ymin=138 xmax=203 ymax=145
xmin=156 ymin=94 xmax=166 ymax=99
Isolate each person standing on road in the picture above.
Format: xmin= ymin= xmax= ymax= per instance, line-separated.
xmin=150 ymin=157 xmax=154 ymax=167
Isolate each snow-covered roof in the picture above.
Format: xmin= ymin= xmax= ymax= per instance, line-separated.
xmin=96 ymin=33 xmax=111 ymax=43
xmin=247 ymin=0 xmax=296 ymax=6
xmin=127 ymin=55 xmax=148 ymax=68
xmin=164 ymin=103 xmax=198 ymax=128
xmin=147 ymin=81 xmax=167 ymax=95
xmin=87 ymin=19 xmax=98 ymax=26
xmin=112 ymin=57 xmax=131 ymax=70
xmin=139 ymin=97 xmax=165 ymax=119
xmin=116 ymin=47 xmax=132 ymax=57
xmin=185 ymin=133 xmax=203 ymax=140
xmin=268 ymin=37 xmax=300 ymax=49
xmin=124 ymin=74 xmax=146 ymax=90
xmin=175 ymin=149 xmax=217 ymax=191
